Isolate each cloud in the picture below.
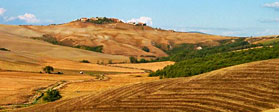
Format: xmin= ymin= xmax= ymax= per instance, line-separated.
xmin=161 ymin=26 xmax=252 ymax=37
xmin=18 ymin=13 xmax=40 ymax=23
xmin=259 ymin=18 xmax=279 ymax=23
xmin=3 ymin=16 xmax=17 ymax=22
xmin=255 ymin=29 xmax=279 ymax=36
xmin=264 ymin=2 xmax=279 ymax=11
xmin=0 ymin=8 xmax=6 ymax=16
xmin=127 ymin=16 xmax=153 ymax=25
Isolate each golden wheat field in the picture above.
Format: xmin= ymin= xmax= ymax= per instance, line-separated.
xmin=13 ymin=59 xmax=279 ymax=112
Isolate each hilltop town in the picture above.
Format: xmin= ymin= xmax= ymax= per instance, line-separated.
xmin=77 ymin=17 xmax=147 ymax=26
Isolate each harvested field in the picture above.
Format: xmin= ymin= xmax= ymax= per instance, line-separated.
xmin=60 ymin=73 xmax=158 ymax=99
xmin=0 ymin=72 xmax=94 ymax=106
xmin=109 ymin=61 xmax=175 ymax=71
xmin=15 ymin=59 xmax=279 ymax=112
xmin=263 ymin=108 xmax=279 ymax=112
xmin=43 ymin=59 xmax=144 ymax=73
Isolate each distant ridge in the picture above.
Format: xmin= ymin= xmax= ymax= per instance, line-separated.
xmin=0 ymin=17 xmax=234 ymax=58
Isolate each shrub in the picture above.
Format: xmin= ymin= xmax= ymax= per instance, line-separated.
xmin=0 ymin=48 xmax=10 ymax=51
xmin=57 ymin=72 xmax=63 ymax=74
xmin=43 ymin=89 xmax=62 ymax=102
xmin=80 ymin=60 xmax=90 ymax=63
xmin=142 ymin=46 xmax=150 ymax=52
xmin=134 ymin=75 xmax=142 ymax=77
xmin=96 ymin=74 xmax=105 ymax=80
xmin=43 ymin=66 xmax=54 ymax=74
xmin=139 ymin=58 xmax=148 ymax=63
xmin=129 ymin=56 xmax=138 ymax=63
xmin=108 ymin=60 xmax=113 ymax=64
xmin=75 ymin=45 xmax=103 ymax=53
xmin=100 ymin=61 xmax=104 ymax=65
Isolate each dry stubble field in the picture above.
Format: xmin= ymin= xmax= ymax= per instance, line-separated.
xmin=0 ymin=60 xmax=173 ymax=111
xmin=0 ymin=71 xmax=94 ymax=106
xmin=109 ymin=61 xmax=175 ymax=71
xmin=14 ymin=59 xmax=279 ymax=112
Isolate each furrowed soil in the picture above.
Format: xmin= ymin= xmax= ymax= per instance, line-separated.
xmin=14 ymin=59 xmax=279 ymax=112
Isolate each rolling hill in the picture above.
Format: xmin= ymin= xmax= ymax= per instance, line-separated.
xmin=2 ymin=17 xmax=277 ymax=112
xmin=0 ymin=18 xmax=234 ymax=72
xmin=14 ymin=59 xmax=279 ymax=112
xmin=0 ymin=18 xmax=233 ymax=59
xmin=0 ymin=27 xmax=136 ymax=72
xmin=245 ymin=35 xmax=279 ymax=45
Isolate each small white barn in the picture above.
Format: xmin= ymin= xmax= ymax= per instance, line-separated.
xmin=196 ymin=46 xmax=203 ymax=50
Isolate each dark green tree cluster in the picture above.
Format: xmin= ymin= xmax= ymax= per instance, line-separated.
xmin=0 ymin=48 xmax=10 ymax=51
xmin=149 ymin=45 xmax=279 ymax=78
xmin=129 ymin=56 xmax=138 ymax=63
xmin=43 ymin=66 xmax=54 ymax=74
xmin=139 ymin=58 xmax=148 ymax=63
xmin=32 ymin=35 xmax=104 ymax=53
xmin=75 ymin=45 xmax=103 ymax=53
xmin=41 ymin=34 xmax=63 ymax=45
xmin=166 ymin=38 xmax=261 ymax=62
xmin=43 ymin=89 xmax=62 ymax=102
xmin=142 ymin=46 xmax=150 ymax=52
xmin=129 ymin=56 xmax=151 ymax=63
xmin=80 ymin=60 xmax=90 ymax=63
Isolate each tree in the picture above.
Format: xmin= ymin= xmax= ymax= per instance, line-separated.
xmin=108 ymin=60 xmax=113 ymax=64
xmin=43 ymin=89 xmax=62 ymax=102
xmin=80 ymin=60 xmax=90 ymax=63
xmin=139 ymin=58 xmax=148 ymax=63
xmin=43 ymin=66 xmax=54 ymax=74
xmin=129 ymin=56 xmax=138 ymax=63
xmin=0 ymin=48 xmax=10 ymax=51
xmin=142 ymin=46 xmax=150 ymax=52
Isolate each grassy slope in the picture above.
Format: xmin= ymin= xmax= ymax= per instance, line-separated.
xmin=150 ymin=39 xmax=279 ymax=78
xmin=263 ymin=108 xmax=279 ymax=112
xmin=19 ymin=21 xmax=233 ymax=57
xmin=109 ymin=61 xmax=175 ymax=72
xmin=0 ymin=27 xmax=138 ymax=72
xmin=14 ymin=59 xmax=279 ymax=112
xmin=261 ymin=38 xmax=279 ymax=45
xmin=0 ymin=72 xmax=95 ymax=106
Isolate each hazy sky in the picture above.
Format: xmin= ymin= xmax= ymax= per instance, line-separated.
xmin=0 ymin=0 xmax=278 ymax=37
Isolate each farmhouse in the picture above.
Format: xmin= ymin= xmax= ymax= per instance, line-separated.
xmin=128 ymin=22 xmax=136 ymax=25
xmin=80 ymin=18 xmax=88 ymax=22
xmin=136 ymin=22 xmax=147 ymax=26
xmin=196 ymin=46 xmax=203 ymax=50
xmin=90 ymin=17 xmax=98 ymax=21
xmin=110 ymin=18 xmax=122 ymax=23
